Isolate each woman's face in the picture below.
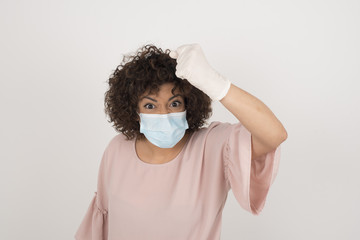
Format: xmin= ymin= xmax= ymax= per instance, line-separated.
xmin=138 ymin=83 xmax=185 ymax=114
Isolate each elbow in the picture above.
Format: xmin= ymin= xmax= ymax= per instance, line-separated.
xmin=272 ymin=129 xmax=288 ymax=149
xmin=282 ymin=129 xmax=288 ymax=142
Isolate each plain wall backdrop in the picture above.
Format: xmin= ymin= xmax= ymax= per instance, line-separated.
xmin=1 ymin=0 xmax=359 ymax=239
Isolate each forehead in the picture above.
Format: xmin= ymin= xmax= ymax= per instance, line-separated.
xmin=141 ymin=83 xmax=182 ymax=98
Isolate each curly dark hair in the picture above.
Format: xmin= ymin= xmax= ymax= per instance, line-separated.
xmin=104 ymin=44 xmax=212 ymax=140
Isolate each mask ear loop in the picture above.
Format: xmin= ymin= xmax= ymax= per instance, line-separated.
xmin=135 ymin=103 xmax=141 ymax=121
xmin=135 ymin=112 xmax=144 ymax=141
xmin=136 ymin=112 xmax=141 ymax=123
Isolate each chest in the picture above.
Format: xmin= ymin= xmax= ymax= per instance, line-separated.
xmin=104 ymin=140 xmax=228 ymax=238
xmin=107 ymin=162 xmax=205 ymax=238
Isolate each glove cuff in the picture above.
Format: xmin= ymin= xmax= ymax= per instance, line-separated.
xmin=215 ymin=78 xmax=231 ymax=101
xmin=205 ymin=70 xmax=232 ymax=101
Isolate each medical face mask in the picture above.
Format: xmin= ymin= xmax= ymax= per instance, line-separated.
xmin=139 ymin=110 xmax=189 ymax=148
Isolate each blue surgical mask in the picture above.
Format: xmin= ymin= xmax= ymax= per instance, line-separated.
xmin=139 ymin=110 xmax=189 ymax=148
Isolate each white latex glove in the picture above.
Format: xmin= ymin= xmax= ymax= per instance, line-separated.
xmin=169 ymin=43 xmax=231 ymax=101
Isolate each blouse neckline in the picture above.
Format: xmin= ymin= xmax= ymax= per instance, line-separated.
xmin=132 ymin=133 xmax=192 ymax=167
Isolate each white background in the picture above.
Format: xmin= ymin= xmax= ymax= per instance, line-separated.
xmin=1 ymin=0 xmax=359 ymax=239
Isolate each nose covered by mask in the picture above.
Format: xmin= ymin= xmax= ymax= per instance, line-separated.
xmin=139 ymin=110 xmax=189 ymax=148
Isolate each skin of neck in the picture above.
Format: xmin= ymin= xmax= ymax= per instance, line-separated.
xmin=138 ymin=132 xmax=189 ymax=162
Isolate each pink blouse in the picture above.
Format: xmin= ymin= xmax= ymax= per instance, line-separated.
xmin=75 ymin=121 xmax=281 ymax=240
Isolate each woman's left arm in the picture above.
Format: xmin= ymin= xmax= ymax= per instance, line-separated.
xmin=220 ymin=84 xmax=287 ymax=160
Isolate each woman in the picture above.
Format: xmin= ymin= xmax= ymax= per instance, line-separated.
xmin=75 ymin=43 xmax=287 ymax=240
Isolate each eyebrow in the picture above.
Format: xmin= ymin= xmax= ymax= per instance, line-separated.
xmin=141 ymin=94 xmax=182 ymax=102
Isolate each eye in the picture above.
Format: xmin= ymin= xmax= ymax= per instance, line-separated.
xmin=144 ymin=103 xmax=155 ymax=109
xmin=170 ymin=100 xmax=182 ymax=108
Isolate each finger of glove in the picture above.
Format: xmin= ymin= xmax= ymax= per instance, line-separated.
xmin=175 ymin=62 xmax=190 ymax=80
xmin=175 ymin=68 xmax=185 ymax=79
xmin=173 ymin=52 xmax=189 ymax=79
xmin=174 ymin=44 xmax=199 ymax=64
xmin=169 ymin=50 xmax=178 ymax=59
xmin=177 ymin=62 xmax=195 ymax=82
xmin=175 ymin=44 xmax=193 ymax=58
xmin=176 ymin=53 xmax=192 ymax=67
xmin=175 ymin=63 xmax=185 ymax=79
xmin=175 ymin=57 xmax=190 ymax=74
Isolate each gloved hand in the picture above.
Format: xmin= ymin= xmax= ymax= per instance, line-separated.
xmin=169 ymin=43 xmax=231 ymax=101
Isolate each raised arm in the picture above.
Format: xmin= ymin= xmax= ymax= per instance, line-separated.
xmin=170 ymin=43 xmax=287 ymax=160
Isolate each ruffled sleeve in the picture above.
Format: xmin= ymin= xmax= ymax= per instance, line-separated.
xmin=75 ymin=146 xmax=110 ymax=239
xmin=74 ymin=192 xmax=108 ymax=240
xmin=200 ymin=122 xmax=280 ymax=215
xmin=221 ymin=122 xmax=281 ymax=215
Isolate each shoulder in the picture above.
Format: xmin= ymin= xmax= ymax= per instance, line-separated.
xmin=197 ymin=121 xmax=235 ymax=135
xmin=190 ymin=121 xmax=238 ymax=141
xmin=99 ymin=133 xmax=135 ymax=168
xmin=104 ymin=133 xmax=133 ymax=153
xmin=207 ymin=121 xmax=233 ymax=130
